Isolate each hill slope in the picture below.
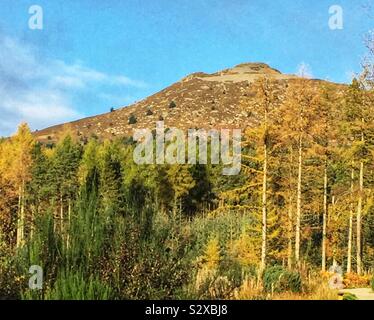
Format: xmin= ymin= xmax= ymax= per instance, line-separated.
xmin=33 ymin=63 xmax=342 ymax=143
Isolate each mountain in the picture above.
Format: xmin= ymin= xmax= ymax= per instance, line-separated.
xmin=33 ymin=63 xmax=343 ymax=143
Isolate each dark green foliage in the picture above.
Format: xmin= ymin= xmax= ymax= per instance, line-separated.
xmin=98 ymin=142 xmax=124 ymax=213
xmin=128 ymin=114 xmax=137 ymax=124
xmin=49 ymin=136 xmax=82 ymax=204
xmin=263 ymin=266 xmax=302 ymax=293
xmin=184 ymin=165 xmax=214 ymax=215
xmin=146 ymin=108 xmax=153 ymax=116
xmin=27 ymin=143 xmax=50 ymax=213
xmin=169 ymin=101 xmax=177 ymax=109
xmin=121 ymin=136 xmax=135 ymax=145
xmin=371 ymin=275 xmax=374 ymax=291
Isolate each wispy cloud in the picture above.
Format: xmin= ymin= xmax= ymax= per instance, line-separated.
xmin=0 ymin=33 xmax=147 ymax=136
xmin=49 ymin=60 xmax=148 ymax=90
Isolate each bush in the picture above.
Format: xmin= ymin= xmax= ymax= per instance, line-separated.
xmin=371 ymin=275 xmax=374 ymax=292
xmin=0 ymin=240 xmax=22 ymax=300
xmin=146 ymin=108 xmax=153 ymax=116
xmin=169 ymin=101 xmax=177 ymax=109
xmin=42 ymin=271 xmax=112 ymax=300
xmin=343 ymin=273 xmax=371 ymax=288
xmin=113 ymin=213 xmax=191 ymax=299
xmin=263 ymin=266 xmax=302 ymax=293
xmin=128 ymin=114 xmax=137 ymax=124
xmin=342 ymin=293 xmax=358 ymax=300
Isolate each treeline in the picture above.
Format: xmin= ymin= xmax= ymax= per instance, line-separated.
xmin=0 ymin=75 xmax=373 ymax=300
xmin=222 ymin=76 xmax=374 ymax=275
xmin=0 ymin=128 xmax=216 ymax=249
xmin=0 ymin=127 xmax=219 ymax=299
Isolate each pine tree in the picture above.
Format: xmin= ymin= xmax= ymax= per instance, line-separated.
xmin=98 ymin=141 xmax=124 ymax=213
xmin=78 ymin=139 xmax=100 ymax=187
xmin=167 ymin=164 xmax=195 ymax=218
xmin=50 ymin=134 xmax=82 ymax=241
xmin=27 ymin=143 xmax=51 ymax=232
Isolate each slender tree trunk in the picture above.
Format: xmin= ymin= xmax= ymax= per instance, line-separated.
xmin=66 ymin=198 xmax=71 ymax=249
xmin=287 ymin=148 xmax=294 ymax=270
xmin=16 ymin=181 xmax=26 ymax=248
xmin=173 ymin=195 xmax=177 ymax=219
xmin=16 ymin=186 xmax=23 ymax=248
xmin=322 ymin=164 xmax=328 ymax=272
xmin=287 ymin=197 xmax=293 ymax=269
xmin=347 ymin=163 xmax=354 ymax=274
xmin=60 ymin=192 xmax=64 ymax=235
xmin=356 ymin=160 xmax=363 ymax=275
xmin=260 ymin=139 xmax=267 ymax=272
xmin=331 ymin=196 xmax=337 ymax=262
xmin=295 ymin=136 xmax=303 ymax=266
xmin=30 ymin=205 xmax=35 ymax=239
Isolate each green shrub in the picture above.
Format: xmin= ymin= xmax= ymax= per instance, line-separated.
xmin=128 ymin=114 xmax=137 ymax=124
xmin=342 ymin=293 xmax=358 ymax=300
xmin=43 ymin=271 xmax=112 ymax=300
xmin=263 ymin=266 xmax=302 ymax=293
xmin=371 ymin=275 xmax=374 ymax=292
xmin=0 ymin=240 xmax=22 ymax=300
xmin=169 ymin=101 xmax=177 ymax=108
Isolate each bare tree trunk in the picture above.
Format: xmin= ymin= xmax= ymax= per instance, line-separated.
xmin=322 ymin=164 xmax=328 ymax=271
xmin=347 ymin=163 xmax=354 ymax=274
xmin=173 ymin=195 xmax=177 ymax=220
xmin=287 ymin=148 xmax=294 ymax=270
xmin=356 ymin=160 xmax=363 ymax=275
xmin=16 ymin=181 xmax=26 ymax=248
xmin=260 ymin=140 xmax=267 ymax=272
xmin=295 ymin=136 xmax=303 ymax=266
xmin=66 ymin=198 xmax=71 ymax=249
xmin=16 ymin=185 xmax=23 ymax=248
xmin=287 ymin=198 xmax=293 ymax=269
xmin=60 ymin=192 xmax=64 ymax=235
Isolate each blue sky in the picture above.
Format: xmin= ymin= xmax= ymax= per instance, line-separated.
xmin=0 ymin=0 xmax=372 ymax=135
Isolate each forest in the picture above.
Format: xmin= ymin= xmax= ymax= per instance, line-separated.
xmin=1 ymin=65 xmax=374 ymax=300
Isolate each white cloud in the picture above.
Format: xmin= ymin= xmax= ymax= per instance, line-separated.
xmin=0 ymin=35 xmax=79 ymax=136
xmin=48 ymin=61 xmax=148 ymax=90
xmin=0 ymin=33 xmax=147 ymax=136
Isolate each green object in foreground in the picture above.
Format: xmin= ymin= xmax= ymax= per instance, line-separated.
xmin=342 ymin=293 xmax=358 ymax=300
xmin=263 ymin=266 xmax=302 ymax=293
